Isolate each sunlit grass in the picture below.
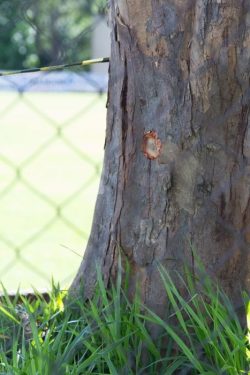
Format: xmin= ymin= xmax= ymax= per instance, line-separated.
xmin=0 ymin=262 xmax=249 ymax=374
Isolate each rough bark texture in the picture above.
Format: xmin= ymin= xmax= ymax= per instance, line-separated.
xmin=71 ymin=0 xmax=250 ymax=316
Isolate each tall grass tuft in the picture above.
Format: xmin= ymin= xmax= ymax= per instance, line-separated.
xmin=0 ymin=262 xmax=249 ymax=374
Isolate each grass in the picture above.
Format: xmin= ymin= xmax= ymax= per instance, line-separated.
xmin=0 ymin=263 xmax=249 ymax=374
xmin=0 ymin=92 xmax=106 ymax=291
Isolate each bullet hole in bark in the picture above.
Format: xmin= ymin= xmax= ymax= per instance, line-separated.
xmin=142 ymin=130 xmax=162 ymax=160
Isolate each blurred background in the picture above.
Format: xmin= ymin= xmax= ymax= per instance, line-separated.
xmin=0 ymin=0 xmax=110 ymax=292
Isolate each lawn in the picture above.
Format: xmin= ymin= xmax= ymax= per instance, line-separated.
xmin=0 ymin=91 xmax=107 ymax=292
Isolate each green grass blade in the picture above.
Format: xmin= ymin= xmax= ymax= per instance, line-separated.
xmin=0 ymin=305 xmax=19 ymax=324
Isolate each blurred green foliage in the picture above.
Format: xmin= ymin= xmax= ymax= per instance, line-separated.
xmin=0 ymin=0 xmax=107 ymax=69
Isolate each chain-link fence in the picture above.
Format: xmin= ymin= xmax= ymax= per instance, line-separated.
xmin=0 ymin=3 xmax=249 ymax=374
xmin=0 ymin=0 xmax=110 ymax=292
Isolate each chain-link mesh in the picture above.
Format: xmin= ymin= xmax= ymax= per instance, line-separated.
xmin=0 ymin=3 xmax=249 ymax=374
xmin=0 ymin=0 xmax=249 ymax=299
xmin=0 ymin=0 xmax=109 ymax=292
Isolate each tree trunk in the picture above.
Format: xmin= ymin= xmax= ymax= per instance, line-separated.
xmin=71 ymin=0 xmax=250 ymax=317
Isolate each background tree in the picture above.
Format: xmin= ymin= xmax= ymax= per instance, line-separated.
xmin=71 ymin=0 xmax=250 ymax=321
xmin=0 ymin=0 xmax=106 ymax=69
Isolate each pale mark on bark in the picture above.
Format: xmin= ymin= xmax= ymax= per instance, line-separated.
xmin=158 ymin=138 xmax=179 ymax=165
xmin=243 ymin=121 xmax=250 ymax=159
xmin=174 ymin=151 xmax=200 ymax=215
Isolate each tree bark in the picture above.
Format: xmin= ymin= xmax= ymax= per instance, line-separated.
xmin=71 ymin=0 xmax=250 ymax=317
